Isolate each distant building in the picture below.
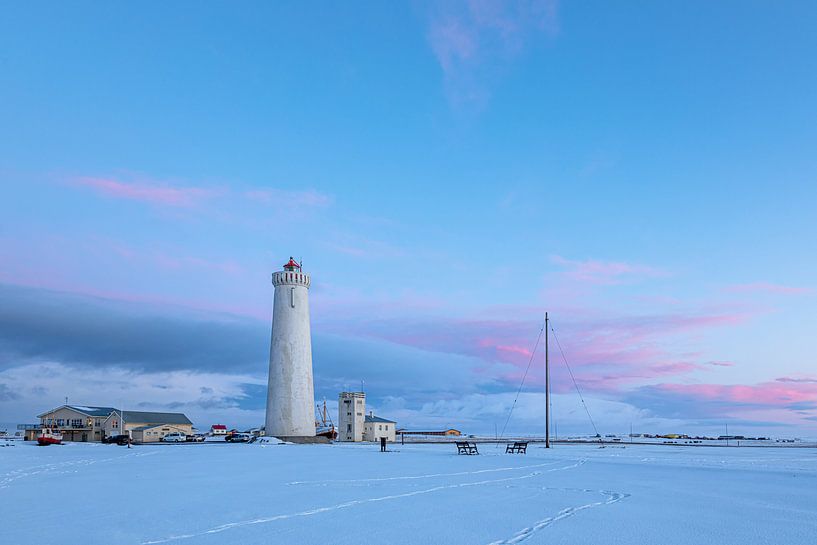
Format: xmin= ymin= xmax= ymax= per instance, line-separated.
xmin=36 ymin=405 xmax=118 ymax=442
xmin=338 ymin=392 xmax=366 ymax=441
xmin=397 ymin=429 xmax=462 ymax=437
xmin=363 ymin=413 xmax=396 ymax=442
xmin=102 ymin=410 xmax=193 ymax=443
xmin=211 ymin=424 xmax=228 ymax=435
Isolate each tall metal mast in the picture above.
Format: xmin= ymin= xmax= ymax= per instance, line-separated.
xmin=545 ymin=312 xmax=550 ymax=448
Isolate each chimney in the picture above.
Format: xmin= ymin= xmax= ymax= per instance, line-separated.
xmin=369 ymin=411 xmax=373 ymax=418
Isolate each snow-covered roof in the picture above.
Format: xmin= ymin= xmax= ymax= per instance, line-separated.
xmin=104 ymin=410 xmax=192 ymax=426
xmin=37 ymin=405 xmax=118 ymax=418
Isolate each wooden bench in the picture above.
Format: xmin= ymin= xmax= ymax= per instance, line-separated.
xmin=456 ymin=441 xmax=479 ymax=455
xmin=505 ymin=441 xmax=528 ymax=454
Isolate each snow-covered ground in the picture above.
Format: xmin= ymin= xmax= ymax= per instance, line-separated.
xmin=1 ymin=440 xmax=815 ymax=544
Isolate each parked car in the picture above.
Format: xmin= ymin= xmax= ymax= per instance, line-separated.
xmin=103 ymin=434 xmax=130 ymax=445
xmin=225 ymin=432 xmax=251 ymax=443
xmin=186 ymin=434 xmax=206 ymax=442
xmin=161 ymin=432 xmax=187 ymax=443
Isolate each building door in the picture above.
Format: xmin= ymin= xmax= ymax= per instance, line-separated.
xmin=81 ymin=433 xmax=87 ymax=442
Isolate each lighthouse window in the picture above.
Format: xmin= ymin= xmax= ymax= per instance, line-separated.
xmin=290 ymin=287 xmax=295 ymax=308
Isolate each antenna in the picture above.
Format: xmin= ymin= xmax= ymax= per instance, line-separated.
xmin=545 ymin=312 xmax=550 ymax=448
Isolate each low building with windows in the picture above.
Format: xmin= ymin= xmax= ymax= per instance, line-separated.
xmin=33 ymin=405 xmax=193 ymax=443
xmin=363 ymin=413 xmax=396 ymax=442
xmin=102 ymin=410 xmax=193 ymax=442
xmin=35 ymin=405 xmax=118 ymax=442
xmin=396 ymin=428 xmax=462 ymax=437
xmin=211 ymin=424 xmax=228 ymax=435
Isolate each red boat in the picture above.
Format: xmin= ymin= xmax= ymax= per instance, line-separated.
xmin=36 ymin=428 xmax=63 ymax=446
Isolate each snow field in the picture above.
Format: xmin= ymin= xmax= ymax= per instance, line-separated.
xmin=1 ymin=441 xmax=815 ymax=544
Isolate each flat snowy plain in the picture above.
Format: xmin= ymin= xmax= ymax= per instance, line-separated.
xmin=1 ymin=440 xmax=816 ymax=545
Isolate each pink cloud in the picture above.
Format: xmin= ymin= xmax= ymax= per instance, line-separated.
xmin=244 ymin=188 xmax=331 ymax=208
xmin=494 ymin=344 xmax=533 ymax=358
xmin=74 ymin=177 xmax=217 ymax=207
xmin=550 ymin=255 xmax=666 ymax=285
xmin=653 ymin=381 xmax=817 ymax=409
xmin=725 ymin=282 xmax=813 ymax=295
xmin=320 ymin=306 xmax=754 ymax=393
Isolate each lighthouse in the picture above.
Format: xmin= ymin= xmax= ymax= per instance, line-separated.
xmin=265 ymin=257 xmax=316 ymax=439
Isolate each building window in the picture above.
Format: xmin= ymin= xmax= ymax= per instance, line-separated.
xmin=347 ymin=424 xmax=351 ymax=432
xmin=378 ymin=425 xmax=382 ymax=431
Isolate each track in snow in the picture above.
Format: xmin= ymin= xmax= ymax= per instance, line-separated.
xmin=486 ymin=487 xmax=630 ymax=545
xmin=0 ymin=449 xmax=158 ymax=489
xmin=142 ymin=459 xmax=589 ymax=544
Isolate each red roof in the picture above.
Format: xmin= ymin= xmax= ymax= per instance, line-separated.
xmin=211 ymin=424 xmax=227 ymax=430
xmin=283 ymin=257 xmax=300 ymax=270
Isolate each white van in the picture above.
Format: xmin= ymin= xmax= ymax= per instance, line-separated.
xmin=161 ymin=432 xmax=187 ymax=443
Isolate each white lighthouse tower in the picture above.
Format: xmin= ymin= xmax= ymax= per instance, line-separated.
xmin=265 ymin=257 xmax=316 ymax=439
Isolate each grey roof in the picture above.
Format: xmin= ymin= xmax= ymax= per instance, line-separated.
xmin=37 ymin=405 xmax=117 ymax=418
xmin=116 ymin=410 xmax=192 ymax=425
xmin=365 ymin=415 xmax=396 ymax=424
xmin=130 ymin=424 xmax=188 ymax=432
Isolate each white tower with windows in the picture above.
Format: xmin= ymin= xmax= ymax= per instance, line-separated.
xmin=265 ymin=257 xmax=316 ymax=439
xmin=338 ymin=392 xmax=366 ymax=441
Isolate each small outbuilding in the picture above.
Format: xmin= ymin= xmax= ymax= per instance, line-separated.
xmin=130 ymin=423 xmax=191 ymax=443
xmin=211 ymin=424 xmax=228 ymax=435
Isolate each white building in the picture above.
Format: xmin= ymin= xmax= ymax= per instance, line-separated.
xmin=210 ymin=424 xmax=227 ymax=435
xmin=338 ymin=393 xmax=397 ymax=442
xmin=265 ymin=257 xmax=316 ymax=439
xmin=338 ymin=392 xmax=366 ymax=441
xmin=363 ymin=413 xmax=396 ymax=442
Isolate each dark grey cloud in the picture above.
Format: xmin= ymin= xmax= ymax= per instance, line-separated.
xmin=0 ymin=283 xmax=268 ymax=374
xmin=0 ymin=283 xmax=506 ymax=420
xmin=0 ymin=383 xmax=19 ymax=401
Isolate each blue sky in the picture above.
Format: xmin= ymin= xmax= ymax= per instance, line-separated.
xmin=2 ymin=1 xmax=816 ymax=437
